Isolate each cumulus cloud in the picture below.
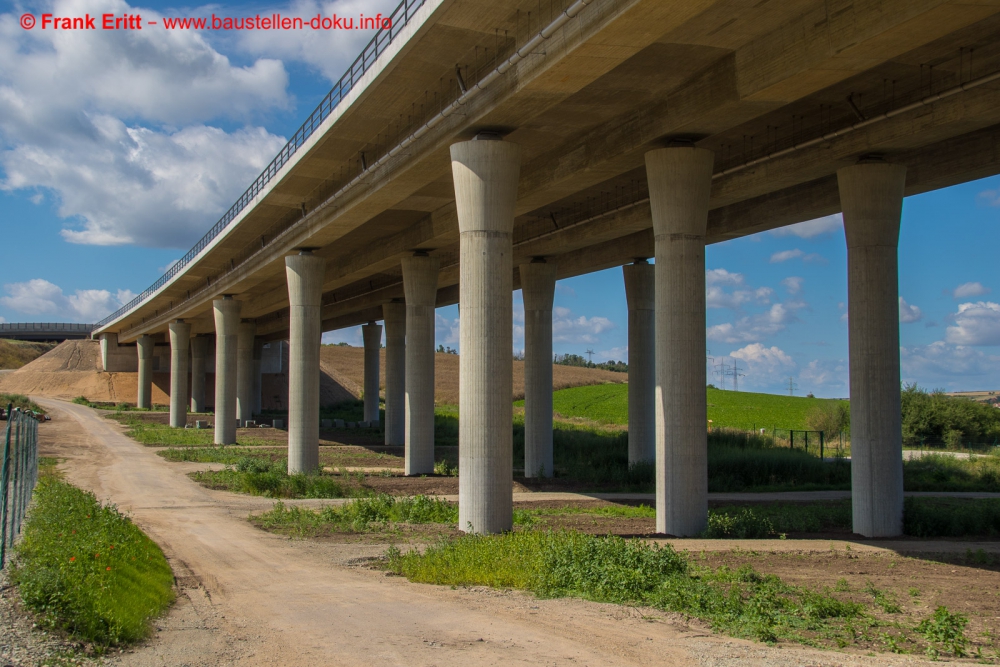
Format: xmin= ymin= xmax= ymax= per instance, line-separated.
xmin=799 ymin=359 xmax=848 ymax=391
xmin=0 ymin=0 xmax=295 ymax=247
xmin=899 ymin=297 xmax=922 ymax=324
xmin=552 ymin=307 xmax=615 ymax=344
xmin=707 ymin=301 xmax=805 ymax=343
xmin=953 ymin=282 xmax=990 ymax=299
xmin=729 ymin=343 xmax=795 ymax=387
xmin=781 ymin=276 xmax=803 ymax=295
xmin=977 ymin=189 xmax=1000 ymax=207
xmin=597 ymin=346 xmax=628 ymax=363
xmin=706 ymin=268 xmax=744 ymax=286
xmin=945 ymin=301 xmax=1000 ymax=346
xmin=901 ymin=341 xmax=1000 ymax=381
xmin=705 ymin=269 xmax=772 ymax=310
xmin=435 ymin=311 xmax=460 ymax=346
xmin=769 ymin=214 xmax=842 ymax=238
xmin=0 ymin=278 xmax=136 ymax=322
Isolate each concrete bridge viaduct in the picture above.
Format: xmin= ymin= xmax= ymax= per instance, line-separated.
xmin=93 ymin=0 xmax=1000 ymax=537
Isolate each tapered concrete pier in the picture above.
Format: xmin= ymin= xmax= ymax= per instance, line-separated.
xmin=286 ymin=251 xmax=325 ymax=474
xmin=453 ymin=138 xmax=521 ymax=534
xmin=839 ymin=160 xmax=907 ymax=538
xmin=646 ymin=146 xmax=713 ymax=537
xmin=136 ymin=334 xmax=153 ymax=409
xmin=623 ymin=260 xmax=655 ymax=465
xmin=168 ymin=320 xmax=191 ymax=428
xmin=236 ymin=321 xmax=256 ymax=425
xmin=213 ymin=297 xmax=241 ymax=445
xmin=401 ymin=254 xmax=439 ymax=475
xmin=190 ymin=335 xmax=208 ymax=413
xmin=252 ymin=338 xmax=264 ymax=416
xmin=382 ymin=301 xmax=406 ymax=446
xmin=362 ymin=322 xmax=382 ymax=425
xmin=520 ymin=259 xmax=557 ymax=478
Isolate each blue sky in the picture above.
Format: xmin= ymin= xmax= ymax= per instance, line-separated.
xmin=2 ymin=0 xmax=999 ymax=398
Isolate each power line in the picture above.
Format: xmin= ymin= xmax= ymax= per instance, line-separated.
xmin=787 ymin=376 xmax=798 ymax=396
xmin=585 ymin=348 xmax=595 ymax=363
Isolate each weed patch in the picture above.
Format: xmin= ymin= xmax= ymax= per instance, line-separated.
xmin=191 ymin=457 xmax=368 ymax=499
xmin=0 ymin=392 xmax=44 ymax=414
xmin=109 ymin=413 xmax=271 ymax=447
xmin=10 ymin=476 xmax=173 ymax=646
xmin=915 ymin=606 xmax=969 ymax=659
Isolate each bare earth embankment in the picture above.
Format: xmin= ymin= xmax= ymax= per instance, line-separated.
xmin=0 ymin=340 xmax=624 ymax=406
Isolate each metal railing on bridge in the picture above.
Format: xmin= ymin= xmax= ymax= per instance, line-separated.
xmin=0 ymin=406 xmax=40 ymax=570
xmin=0 ymin=323 xmax=94 ymax=340
xmin=94 ymin=0 xmax=428 ymax=331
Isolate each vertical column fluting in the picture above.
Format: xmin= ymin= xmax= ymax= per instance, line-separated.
xmin=136 ymin=334 xmax=153 ymax=409
xmin=236 ymin=321 xmax=256 ymax=425
xmin=286 ymin=252 xmax=325 ymax=474
xmin=382 ymin=301 xmax=406 ymax=446
xmin=453 ymin=138 xmax=521 ymax=534
xmin=520 ymin=260 xmax=557 ymax=478
xmin=168 ymin=320 xmax=191 ymax=428
xmin=213 ymin=297 xmax=241 ymax=445
xmin=362 ymin=321 xmax=383 ymax=425
xmin=839 ymin=161 xmax=907 ymax=538
xmin=190 ymin=336 xmax=208 ymax=413
xmin=646 ymin=146 xmax=714 ymax=537
xmin=623 ymin=260 xmax=656 ymax=465
xmin=401 ymin=254 xmax=439 ymax=475
xmin=252 ymin=338 xmax=264 ymax=416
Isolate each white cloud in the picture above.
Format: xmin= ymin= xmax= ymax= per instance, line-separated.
xmin=953 ymin=282 xmax=990 ymax=299
xmin=769 ymin=249 xmax=803 ymax=263
xmin=597 ymin=346 xmax=628 ymax=363
xmin=552 ymin=308 xmax=615 ymax=344
xmin=435 ymin=312 xmax=460 ymax=346
xmin=799 ymin=359 xmax=848 ymax=391
xmin=0 ymin=0 xmax=294 ymax=247
xmin=978 ymin=189 xmax=1000 ymax=207
xmin=901 ymin=341 xmax=1000 ymax=382
xmin=899 ymin=297 xmax=922 ymax=324
xmin=235 ymin=0 xmax=400 ymax=82
xmin=945 ymin=301 xmax=1000 ymax=346
xmin=0 ymin=278 xmax=135 ymax=322
xmin=769 ymin=214 xmax=842 ymax=238
xmin=729 ymin=343 xmax=795 ymax=388
xmin=781 ymin=276 xmax=803 ymax=295
xmin=706 ymin=268 xmax=744 ymax=286
xmin=707 ymin=301 xmax=804 ymax=343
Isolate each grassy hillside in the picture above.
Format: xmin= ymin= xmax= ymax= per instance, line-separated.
xmin=0 ymin=339 xmax=56 ymax=369
xmin=543 ymin=384 xmax=847 ymax=431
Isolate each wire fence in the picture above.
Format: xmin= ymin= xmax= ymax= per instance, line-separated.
xmin=1 ymin=405 xmax=40 ymax=570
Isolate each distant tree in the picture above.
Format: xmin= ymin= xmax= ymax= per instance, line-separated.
xmin=806 ymin=401 xmax=851 ymax=436
xmin=553 ymin=353 xmax=627 ymax=373
xmin=900 ymin=383 xmax=1000 ymax=447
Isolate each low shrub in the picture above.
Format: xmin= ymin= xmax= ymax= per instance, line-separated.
xmin=903 ymin=497 xmax=1000 ymax=537
xmin=191 ymin=465 xmax=365 ymax=499
xmin=0 ymin=392 xmax=44 ymax=415
xmin=703 ymin=508 xmax=777 ymax=539
xmin=10 ymin=477 xmax=173 ymax=646
xmin=916 ymin=606 xmax=969 ymax=659
xmin=387 ymin=531 xmax=865 ymax=644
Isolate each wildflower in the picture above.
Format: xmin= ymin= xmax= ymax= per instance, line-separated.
xmin=95 ymin=553 xmax=100 ymax=558
xmin=69 ymin=557 xmax=76 ymax=562
xmin=106 ymin=567 xmax=111 ymax=571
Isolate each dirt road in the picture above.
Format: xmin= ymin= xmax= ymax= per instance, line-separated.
xmin=36 ymin=398 xmax=938 ymax=667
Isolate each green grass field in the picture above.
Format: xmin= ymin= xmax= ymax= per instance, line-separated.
xmin=537 ymin=384 xmax=847 ymax=431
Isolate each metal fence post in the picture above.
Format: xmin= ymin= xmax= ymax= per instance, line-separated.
xmin=0 ymin=405 xmax=13 ymax=569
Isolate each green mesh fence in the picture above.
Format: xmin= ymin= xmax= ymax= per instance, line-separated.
xmin=1 ymin=404 xmax=40 ymax=569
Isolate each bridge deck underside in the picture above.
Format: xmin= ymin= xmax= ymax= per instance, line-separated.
xmin=100 ymin=0 xmax=1000 ymax=343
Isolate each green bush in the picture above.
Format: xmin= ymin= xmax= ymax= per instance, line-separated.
xmin=10 ymin=478 xmax=174 ymax=646
xmin=387 ymin=531 xmax=864 ymax=644
xmin=0 ymin=392 xmax=44 ymax=415
xmin=191 ymin=466 xmax=362 ymax=499
xmin=916 ymin=606 xmax=969 ymax=658
xmin=904 ymin=497 xmax=1000 ymax=537
xmin=904 ymin=453 xmax=1000 ymax=492
xmin=704 ymin=508 xmax=777 ymax=539
xmin=901 ymin=383 xmax=1000 ymax=448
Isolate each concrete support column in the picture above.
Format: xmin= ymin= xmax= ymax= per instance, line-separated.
xmin=213 ymin=297 xmax=241 ymax=445
xmin=382 ymin=301 xmax=406 ymax=446
xmin=646 ymin=146 xmax=714 ymax=537
xmin=520 ymin=260 xmax=557 ymax=478
xmin=137 ymin=334 xmax=153 ymax=409
xmin=401 ymin=254 xmax=439 ymax=475
xmin=190 ymin=336 xmax=208 ymax=412
xmin=839 ymin=161 xmax=907 ymax=538
xmin=286 ymin=251 xmax=325 ymax=474
xmin=362 ymin=321 xmax=383 ymax=425
xmin=452 ymin=138 xmax=521 ymax=534
xmin=168 ymin=320 xmax=191 ymax=428
xmin=236 ymin=321 xmax=256 ymax=425
xmin=623 ymin=260 xmax=655 ymax=465
xmin=252 ymin=338 xmax=264 ymax=417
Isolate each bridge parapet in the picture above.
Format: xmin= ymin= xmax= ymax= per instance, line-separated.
xmin=0 ymin=323 xmax=94 ymax=342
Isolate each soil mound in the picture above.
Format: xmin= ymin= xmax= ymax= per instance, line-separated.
xmin=0 ymin=339 xmax=57 ymax=369
xmin=0 ymin=339 xmax=625 ymax=407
